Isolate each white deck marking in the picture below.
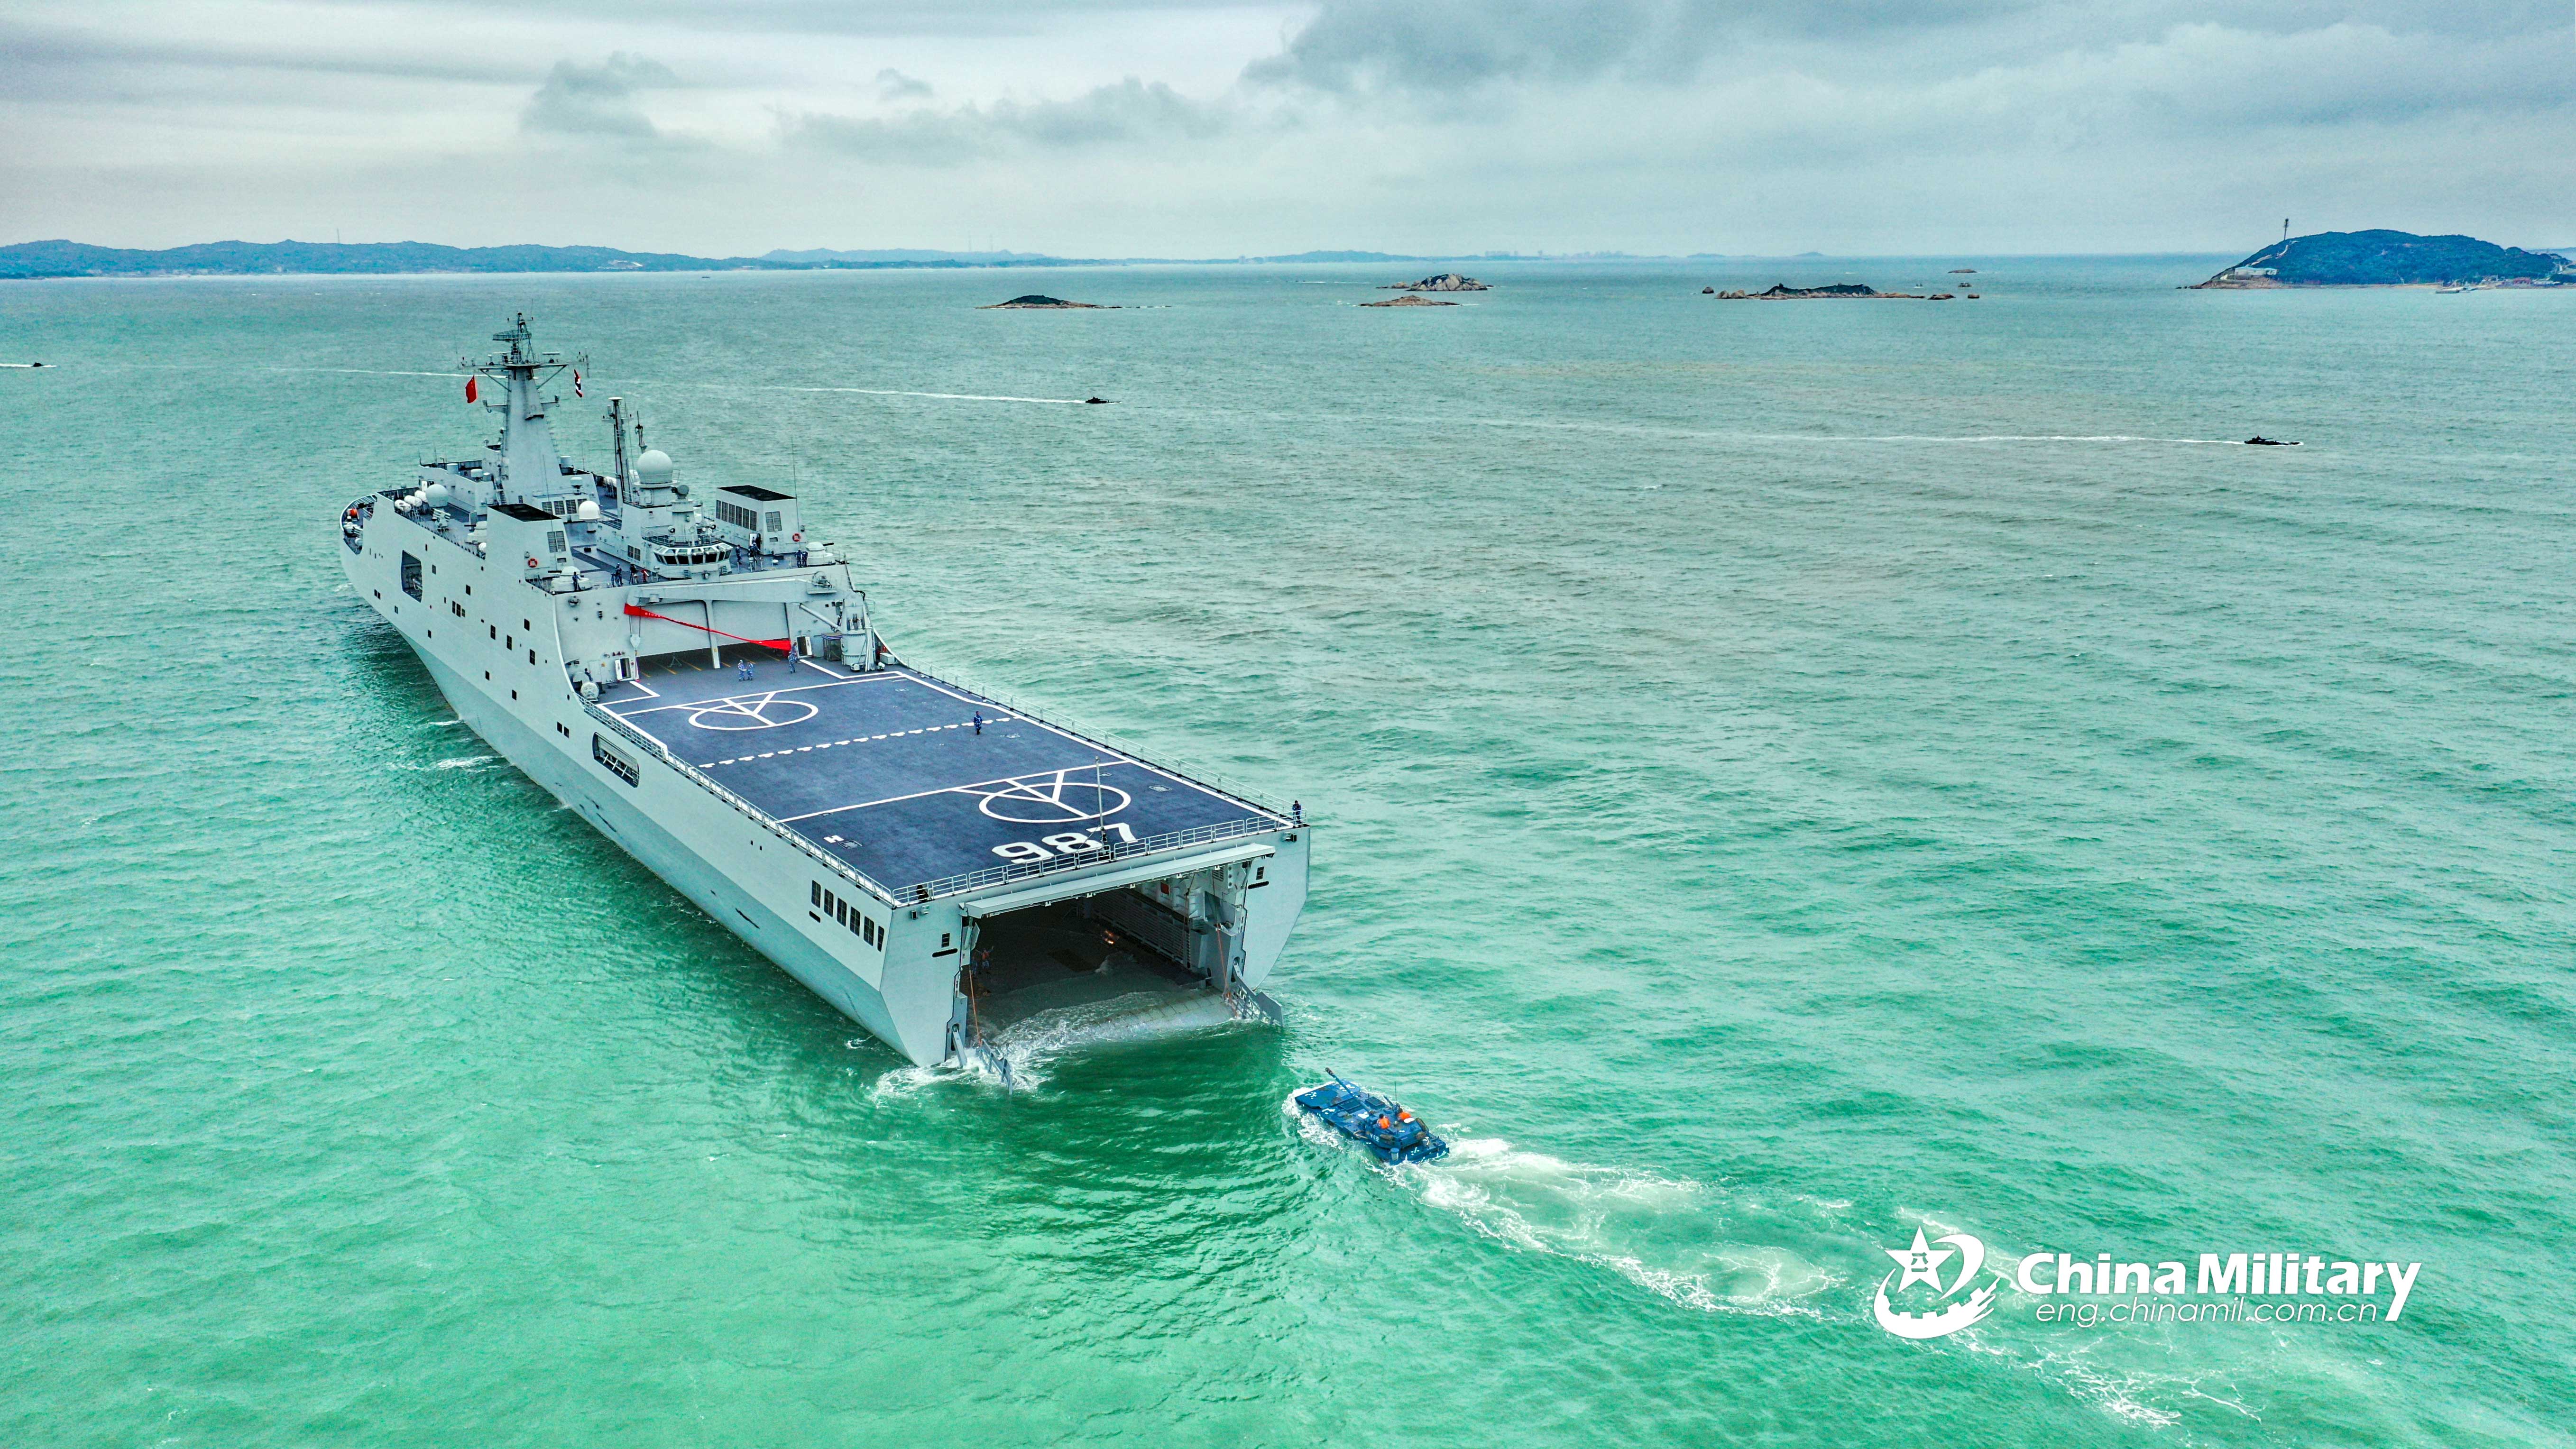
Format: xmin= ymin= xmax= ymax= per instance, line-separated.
xmin=776 ymin=760 xmax=1130 ymax=823
xmin=899 ymin=669 xmax=1278 ymax=818
xmin=609 ymin=672 xmax=900 ymax=719
xmin=695 ymin=714 xmax=1016 ymax=769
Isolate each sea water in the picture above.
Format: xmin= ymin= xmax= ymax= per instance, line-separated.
xmin=2 ymin=257 xmax=2571 ymax=1446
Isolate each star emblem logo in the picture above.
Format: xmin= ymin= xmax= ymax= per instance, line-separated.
xmin=1886 ymin=1228 xmax=1955 ymax=1292
xmin=1871 ymin=1225 xmax=1996 ymax=1340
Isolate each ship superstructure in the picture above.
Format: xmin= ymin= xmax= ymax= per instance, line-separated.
xmin=340 ymin=316 xmax=1306 ymax=1068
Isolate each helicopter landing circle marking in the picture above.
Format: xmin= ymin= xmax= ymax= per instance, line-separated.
xmin=962 ymin=769 xmax=1133 ymax=824
xmin=688 ymin=694 xmax=819 ymax=731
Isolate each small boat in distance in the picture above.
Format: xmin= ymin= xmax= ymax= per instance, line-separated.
xmin=1296 ymin=1075 xmax=1449 ymax=1163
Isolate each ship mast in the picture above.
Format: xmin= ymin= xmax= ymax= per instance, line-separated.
xmin=466 ymin=312 xmax=582 ymax=507
xmin=607 ymin=396 xmax=632 ymax=503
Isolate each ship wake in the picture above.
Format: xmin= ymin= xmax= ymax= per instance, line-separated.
xmin=1286 ymin=1099 xmax=1840 ymax=1319
xmin=870 ymin=990 xmax=1255 ymax=1097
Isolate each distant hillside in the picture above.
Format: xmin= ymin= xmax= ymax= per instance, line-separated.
xmin=0 ymin=238 xmax=805 ymax=279
xmin=762 ymin=247 xmax=1077 ymax=266
xmin=0 ymin=238 xmax=1465 ymax=280
xmin=2194 ymin=230 xmax=2571 ymax=288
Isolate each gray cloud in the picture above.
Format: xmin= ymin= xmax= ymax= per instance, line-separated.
xmin=874 ymin=68 xmax=934 ymax=101
xmin=789 ymin=78 xmax=1234 ymax=165
xmin=0 ymin=18 xmax=542 ymax=97
xmin=1245 ymin=0 xmax=2023 ymax=91
xmin=1247 ymin=0 xmax=2576 ymax=92
xmin=7 ymin=0 xmax=2573 ymax=255
xmin=521 ymin=53 xmax=681 ymax=140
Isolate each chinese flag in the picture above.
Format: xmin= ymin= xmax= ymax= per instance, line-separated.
xmin=465 ymin=375 xmax=479 ymax=404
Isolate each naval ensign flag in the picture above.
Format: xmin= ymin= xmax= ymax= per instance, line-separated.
xmin=464 ymin=375 xmax=478 ymax=404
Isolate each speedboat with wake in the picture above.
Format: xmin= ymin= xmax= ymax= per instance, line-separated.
xmin=1295 ymin=1075 xmax=1449 ymax=1164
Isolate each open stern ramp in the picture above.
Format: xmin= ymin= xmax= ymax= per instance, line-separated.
xmin=595 ymin=661 xmax=1289 ymax=902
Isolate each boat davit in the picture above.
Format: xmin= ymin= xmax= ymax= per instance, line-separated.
xmin=1295 ymin=1075 xmax=1449 ymax=1164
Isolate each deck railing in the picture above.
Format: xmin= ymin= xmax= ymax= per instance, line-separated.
xmin=906 ymin=659 xmax=1296 ymax=822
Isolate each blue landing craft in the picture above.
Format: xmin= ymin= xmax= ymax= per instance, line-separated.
xmin=1295 ymin=1076 xmax=1449 ymax=1164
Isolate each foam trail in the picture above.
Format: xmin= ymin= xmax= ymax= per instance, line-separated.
xmin=93 ymin=364 xmax=470 ymax=378
xmin=870 ymin=991 xmax=1251 ymax=1098
xmin=1340 ymin=409 xmax=2277 ymax=448
xmin=77 ymin=363 xmax=1089 ymax=404
xmin=775 ymin=385 xmax=1090 ymax=405
xmin=1288 ymin=1098 xmax=1840 ymax=1317
xmin=1800 ymin=433 xmax=2257 ymax=445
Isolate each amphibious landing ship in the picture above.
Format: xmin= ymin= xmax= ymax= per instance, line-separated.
xmin=341 ymin=316 xmax=1306 ymax=1069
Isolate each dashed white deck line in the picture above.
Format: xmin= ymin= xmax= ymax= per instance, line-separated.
xmin=699 ymin=716 xmax=1012 ymax=768
xmin=609 ymin=672 xmax=902 ymax=719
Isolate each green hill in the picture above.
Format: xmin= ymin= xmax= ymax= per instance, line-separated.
xmin=2195 ymin=230 xmax=2570 ymax=288
xmin=0 ymin=239 xmax=798 ymax=279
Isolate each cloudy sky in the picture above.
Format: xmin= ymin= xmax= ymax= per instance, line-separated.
xmin=3 ymin=0 xmax=2570 ymax=256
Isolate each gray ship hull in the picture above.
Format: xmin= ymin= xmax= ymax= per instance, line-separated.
xmin=344 ymin=491 xmax=1307 ymax=1068
xmin=410 ymin=648 xmax=913 ymax=1048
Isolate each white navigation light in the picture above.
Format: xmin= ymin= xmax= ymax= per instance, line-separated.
xmin=634 ymin=449 xmax=675 ymax=486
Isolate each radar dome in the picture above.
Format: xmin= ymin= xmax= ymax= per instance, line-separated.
xmin=576 ymin=499 xmax=602 ymax=521
xmin=634 ymin=449 xmax=675 ymax=486
xmin=422 ymin=482 xmax=451 ymax=508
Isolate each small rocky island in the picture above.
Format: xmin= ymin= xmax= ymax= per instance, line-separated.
xmin=2192 ymin=230 xmax=2572 ymax=288
xmin=981 ymin=294 xmax=1113 ymax=309
xmin=1361 ymin=294 xmax=1457 ymax=307
xmin=1381 ymin=273 xmax=1489 ymax=292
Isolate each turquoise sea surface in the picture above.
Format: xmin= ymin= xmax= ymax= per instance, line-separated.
xmin=4 ymin=258 xmax=2572 ymax=1446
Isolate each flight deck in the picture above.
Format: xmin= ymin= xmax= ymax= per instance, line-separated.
xmin=595 ymin=659 xmax=1287 ymax=898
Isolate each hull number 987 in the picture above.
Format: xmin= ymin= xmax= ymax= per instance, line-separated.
xmin=993 ymin=822 xmax=1138 ymax=862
